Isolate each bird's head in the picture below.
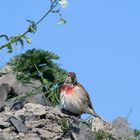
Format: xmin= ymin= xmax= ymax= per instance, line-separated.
xmin=64 ymin=72 xmax=77 ymax=85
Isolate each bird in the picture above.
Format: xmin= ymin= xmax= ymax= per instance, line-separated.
xmin=60 ymin=72 xmax=108 ymax=124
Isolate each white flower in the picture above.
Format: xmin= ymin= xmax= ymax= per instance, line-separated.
xmin=59 ymin=0 xmax=69 ymax=8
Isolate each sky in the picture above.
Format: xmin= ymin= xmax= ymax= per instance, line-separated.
xmin=0 ymin=0 xmax=140 ymax=128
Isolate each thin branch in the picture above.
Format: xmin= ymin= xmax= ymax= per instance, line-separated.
xmin=35 ymin=0 xmax=58 ymax=26
xmin=0 ymin=0 xmax=59 ymax=50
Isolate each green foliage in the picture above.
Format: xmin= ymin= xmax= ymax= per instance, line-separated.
xmin=60 ymin=118 xmax=70 ymax=135
xmin=34 ymin=63 xmax=61 ymax=105
xmin=8 ymin=48 xmax=67 ymax=105
xmin=0 ymin=33 xmax=32 ymax=53
xmin=26 ymin=19 xmax=37 ymax=33
xmin=95 ymin=129 xmax=118 ymax=140
xmin=8 ymin=48 xmax=66 ymax=82
xmin=134 ymin=129 xmax=140 ymax=137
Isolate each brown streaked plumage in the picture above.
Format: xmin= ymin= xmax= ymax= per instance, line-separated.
xmin=60 ymin=72 xmax=108 ymax=124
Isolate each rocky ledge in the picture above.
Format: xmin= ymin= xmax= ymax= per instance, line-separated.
xmin=0 ymin=103 xmax=97 ymax=140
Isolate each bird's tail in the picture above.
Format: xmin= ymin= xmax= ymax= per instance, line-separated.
xmin=96 ymin=115 xmax=108 ymax=124
xmin=87 ymin=108 xmax=108 ymax=124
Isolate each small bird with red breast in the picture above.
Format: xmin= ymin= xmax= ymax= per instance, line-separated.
xmin=60 ymin=72 xmax=107 ymax=123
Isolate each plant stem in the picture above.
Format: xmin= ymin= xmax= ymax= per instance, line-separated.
xmin=0 ymin=0 xmax=58 ymax=50
xmin=0 ymin=31 xmax=28 ymax=50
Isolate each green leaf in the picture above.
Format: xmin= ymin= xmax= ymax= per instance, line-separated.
xmin=26 ymin=19 xmax=35 ymax=24
xmin=18 ymin=39 xmax=24 ymax=46
xmin=7 ymin=45 xmax=13 ymax=53
xmin=0 ymin=34 xmax=9 ymax=41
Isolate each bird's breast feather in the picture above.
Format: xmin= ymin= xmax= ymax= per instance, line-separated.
xmin=60 ymin=85 xmax=74 ymax=94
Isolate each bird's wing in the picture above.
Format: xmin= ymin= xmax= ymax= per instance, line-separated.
xmin=76 ymin=84 xmax=108 ymax=124
xmin=76 ymin=83 xmax=94 ymax=110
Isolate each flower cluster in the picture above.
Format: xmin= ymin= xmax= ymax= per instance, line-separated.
xmin=59 ymin=0 xmax=69 ymax=8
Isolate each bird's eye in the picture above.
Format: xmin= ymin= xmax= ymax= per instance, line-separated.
xmin=67 ymin=74 xmax=70 ymax=77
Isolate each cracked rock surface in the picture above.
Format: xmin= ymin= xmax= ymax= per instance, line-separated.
xmin=0 ymin=103 xmax=96 ymax=140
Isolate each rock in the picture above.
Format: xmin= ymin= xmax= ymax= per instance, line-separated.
xmin=0 ymin=121 xmax=11 ymax=129
xmin=0 ymin=84 xmax=14 ymax=111
xmin=25 ymin=93 xmax=50 ymax=106
xmin=23 ymin=133 xmax=40 ymax=140
xmin=25 ymin=119 xmax=46 ymax=128
xmin=0 ymin=73 xmax=17 ymax=89
xmin=2 ymin=127 xmax=13 ymax=133
xmin=11 ymin=100 xmax=25 ymax=111
xmin=70 ymin=119 xmax=96 ymax=140
xmin=33 ymin=128 xmax=57 ymax=139
xmin=0 ymin=132 xmax=17 ymax=140
xmin=10 ymin=117 xmax=28 ymax=133
xmin=0 ymin=132 xmax=9 ymax=140
xmin=15 ymin=80 xmax=42 ymax=96
xmin=1 ymin=102 xmax=131 ymax=140
xmin=18 ymin=132 xmax=25 ymax=137
xmin=111 ymin=117 xmax=136 ymax=139
xmin=0 ymin=65 xmax=12 ymax=76
xmin=14 ymin=103 xmax=46 ymax=117
xmin=0 ymin=73 xmax=42 ymax=96
xmin=91 ymin=117 xmax=109 ymax=131
xmin=0 ymin=106 xmax=13 ymax=122
xmin=0 ymin=73 xmax=50 ymax=107
xmin=91 ymin=117 xmax=137 ymax=139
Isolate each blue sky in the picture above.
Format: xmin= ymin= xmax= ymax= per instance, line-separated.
xmin=0 ymin=0 xmax=140 ymax=128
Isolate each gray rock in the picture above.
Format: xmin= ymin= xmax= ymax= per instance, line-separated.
xmin=0 ymin=121 xmax=11 ymax=129
xmin=0 ymin=65 xmax=12 ymax=76
xmin=70 ymin=120 xmax=96 ymax=140
xmin=0 ymin=84 xmax=14 ymax=111
xmin=15 ymin=80 xmax=42 ymax=96
xmin=14 ymin=103 xmax=46 ymax=117
xmin=10 ymin=117 xmax=28 ymax=133
xmin=0 ymin=133 xmax=5 ymax=140
xmin=0 ymin=73 xmax=17 ymax=89
xmin=23 ymin=133 xmax=41 ymax=140
xmin=11 ymin=100 xmax=25 ymax=110
xmin=33 ymin=128 xmax=57 ymax=139
xmin=0 ymin=132 xmax=17 ymax=140
xmin=0 ymin=73 xmax=42 ymax=96
xmin=91 ymin=117 xmax=109 ymax=131
xmin=0 ymin=103 xmax=98 ymax=140
xmin=0 ymin=73 xmax=49 ymax=107
xmin=25 ymin=93 xmax=50 ymax=106
xmin=112 ymin=117 xmax=135 ymax=139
